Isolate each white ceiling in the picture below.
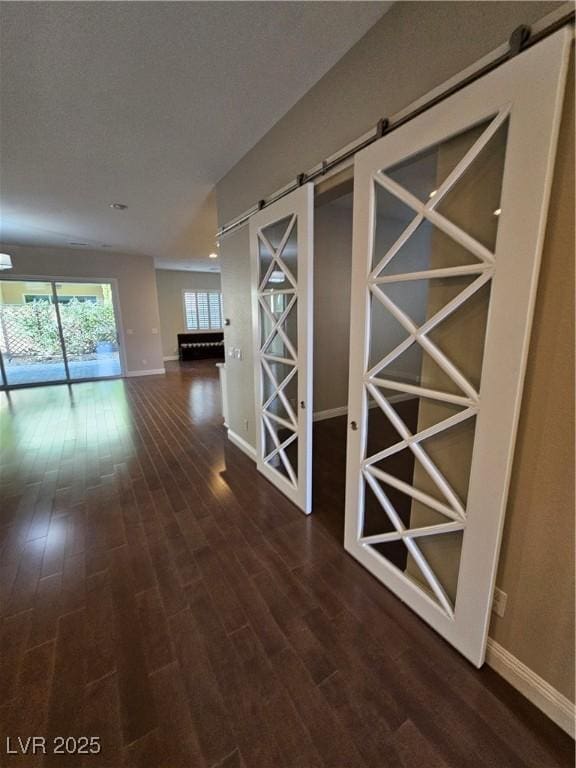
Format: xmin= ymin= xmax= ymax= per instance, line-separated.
xmin=0 ymin=2 xmax=392 ymax=272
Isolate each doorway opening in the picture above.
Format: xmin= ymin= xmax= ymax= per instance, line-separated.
xmin=0 ymin=278 xmax=123 ymax=388
xmin=311 ymin=181 xmax=353 ymax=541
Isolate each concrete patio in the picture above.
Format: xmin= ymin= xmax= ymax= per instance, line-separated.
xmin=3 ymin=352 xmax=121 ymax=385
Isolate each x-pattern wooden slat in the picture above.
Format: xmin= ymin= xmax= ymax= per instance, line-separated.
xmin=363 ymin=381 xmax=476 ymax=521
xmin=258 ymin=293 xmax=297 ymax=362
xmin=263 ymin=407 xmax=297 ymax=434
xmin=257 ymin=215 xmax=298 ymax=292
xmin=262 ymin=412 xmax=297 ymax=487
xmin=370 ymin=108 xmax=509 ymax=280
xmin=256 ymin=213 xmax=301 ymax=489
xmin=366 ymin=269 xmax=493 ymax=401
xmin=361 ymin=470 xmax=456 ymax=616
xmin=261 ymin=357 xmax=298 ymax=429
xmin=356 ymin=112 xmax=512 ymax=616
xmin=263 ymin=430 xmax=298 ymax=465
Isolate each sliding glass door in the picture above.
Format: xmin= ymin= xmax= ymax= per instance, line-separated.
xmin=56 ymin=282 xmax=122 ymax=380
xmin=0 ymin=281 xmax=68 ymax=386
xmin=0 ymin=278 xmax=122 ymax=388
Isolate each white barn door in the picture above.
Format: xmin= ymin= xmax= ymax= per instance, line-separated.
xmin=250 ymin=185 xmax=314 ymax=513
xmin=344 ymin=30 xmax=570 ymax=665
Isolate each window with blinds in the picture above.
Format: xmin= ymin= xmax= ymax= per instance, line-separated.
xmin=183 ymin=290 xmax=223 ymax=330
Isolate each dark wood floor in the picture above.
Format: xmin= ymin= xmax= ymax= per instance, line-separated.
xmin=0 ymin=361 xmax=572 ymax=768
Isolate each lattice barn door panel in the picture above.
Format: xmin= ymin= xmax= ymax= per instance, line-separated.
xmin=344 ymin=31 xmax=570 ymax=665
xmin=250 ymin=185 xmax=313 ymax=513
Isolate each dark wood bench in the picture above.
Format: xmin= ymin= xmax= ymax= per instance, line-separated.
xmin=177 ymin=332 xmax=225 ymax=361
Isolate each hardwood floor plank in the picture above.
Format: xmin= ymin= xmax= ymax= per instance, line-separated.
xmin=40 ymin=515 xmax=67 ymax=578
xmin=169 ymin=607 xmax=236 ymax=767
xmin=148 ymin=662 xmax=206 ymax=768
xmin=194 ymin=544 xmax=247 ymax=634
xmin=271 ymin=646 xmax=368 ymax=768
xmin=143 ymin=519 xmax=188 ymax=619
xmin=163 ymin=517 xmax=200 ymax=587
xmin=28 ymin=573 xmax=62 ymax=649
xmin=4 ymin=538 xmax=45 ymax=617
xmin=252 ymin=569 xmax=336 ymax=685
xmin=392 ymin=650 xmax=543 ymax=768
xmin=182 ymin=584 xmax=280 ymax=768
xmin=44 ymin=609 xmax=86 ymax=766
xmin=305 ymin=606 xmax=405 ymax=727
xmin=108 ymin=547 xmax=157 ymax=747
xmin=59 ymin=552 xmax=86 ymax=617
xmin=0 ymin=640 xmax=55 ymax=768
xmin=82 ymin=674 xmax=123 ymax=768
xmin=135 ymin=587 xmax=175 ymax=673
xmin=390 ymin=719 xmax=453 ymax=768
xmin=291 ymin=561 xmax=346 ymax=619
xmin=0 ymin=609 xmax=32 ymax=702
xmin=122 ymin=728 xmax=165 ymax=768
xmin=230 ymin=625 xmax=325 ymax=768
xmin=63 ymin=503 xmax=85 ymax=560
xmin=85 ymin=570 xmax=116 ymax=685
xmin=214 ymin=751 xmax=247 ymax=768
xmin=226 ymin=568 xmax=288 ymax=660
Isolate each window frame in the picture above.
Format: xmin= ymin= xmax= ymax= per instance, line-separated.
xmin=182 ymin=289 xmax=224 ymax=332
xmin=23 ymin=293 xmax=99 ymax=304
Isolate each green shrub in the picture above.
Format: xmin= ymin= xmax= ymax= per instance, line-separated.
xmin=0 ymin=299 xmax=117 ymax=358
xmin=59 ymin=300 xmax=117 ymax=355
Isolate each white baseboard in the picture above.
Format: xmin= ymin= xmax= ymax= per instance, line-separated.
xmin=486 ymin=639 xmax=575 ymax=738
xmin=125 ymin=368 xmax=166 ymax=377
xmin=313 ymin=405 xmax=348 ymax=422
xmin=163 ymin=355 xmax=179 ymax=361
xmin=227 ymin=429 xmax=257 ymax=461
xmin=312 ymin=394 xmax=414 ymax=423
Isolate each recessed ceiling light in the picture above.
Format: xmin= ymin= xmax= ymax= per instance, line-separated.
xmin=493 ymin=208 xmax=502 ymax=216
xmin=428 ymin=189 xmax=437 ymax=198
xmin=110 ymin=202 xmax=127 ymax=210
xmin=209 ymin=252 xmax=218 ymax=259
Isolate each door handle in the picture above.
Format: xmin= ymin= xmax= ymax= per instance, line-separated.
xmin=350 ymin=421 xmax=358 ymax=431
xmin=300 ymin=401 xmax=305 ymax=409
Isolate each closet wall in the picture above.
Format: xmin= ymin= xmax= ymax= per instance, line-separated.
xmin=313 ymin=191 xmax=433 ymax=416
xmin=313 ymin=197 xmax=353 ymax=415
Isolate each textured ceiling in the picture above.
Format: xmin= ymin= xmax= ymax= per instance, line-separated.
xmin=0 ymin=1 xmax=391 ymax=271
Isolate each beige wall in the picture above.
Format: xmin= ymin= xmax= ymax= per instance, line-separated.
xmin=490 ymin=61 xmax=575 ymax=701
xmin=155 ymin=269 xmax=221 ymax=359
xmin=314 ymin=196 xmax=431 ymax=413
xmin=313 ymin=200 xmax=353 ymax=413
xmin=219 ymin=227 xmax=254 ymax=442
xmin=217 ymin=0 xmax=574 ymax=705
xmin=0 ymin=244 xmax=164 ymax=374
